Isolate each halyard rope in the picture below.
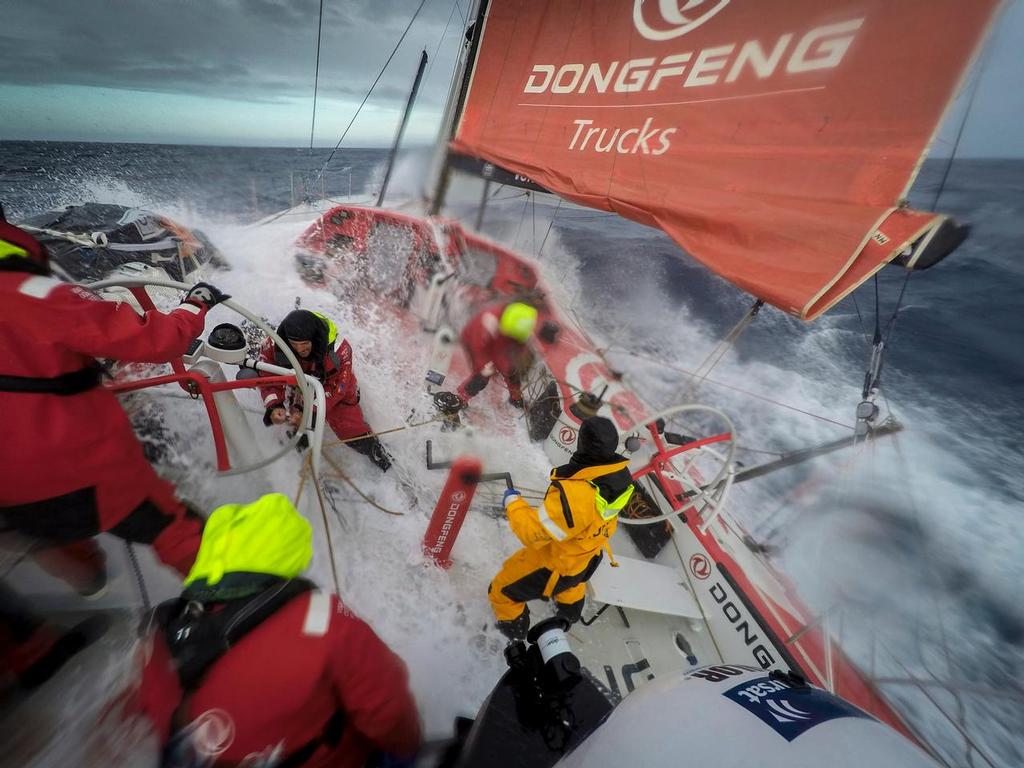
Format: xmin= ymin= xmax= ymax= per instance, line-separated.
xmin=320 ymin=413 xmax=447 ymax=449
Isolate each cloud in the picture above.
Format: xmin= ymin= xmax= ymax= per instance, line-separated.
xmin=1 ymin=0 xmax=457 ymax=106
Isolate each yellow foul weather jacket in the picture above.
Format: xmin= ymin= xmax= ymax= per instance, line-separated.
xmin=505 ymin=459 xmax=634 ymax=577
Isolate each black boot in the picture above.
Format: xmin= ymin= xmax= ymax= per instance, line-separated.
xmin=554 ymin=598 xmax=585 ymax=626
xmin=348 ymin=434 xmax=392 ymax=472
xmin=496 ymin=608 xmax=531 ymax=642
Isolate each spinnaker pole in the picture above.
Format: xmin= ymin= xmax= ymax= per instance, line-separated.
xmin=731 ymin=420 xmax=904 ymax=486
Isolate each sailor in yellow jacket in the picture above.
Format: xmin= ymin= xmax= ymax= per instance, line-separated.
xmin=489 ymin=416 xmax=635 ymax=640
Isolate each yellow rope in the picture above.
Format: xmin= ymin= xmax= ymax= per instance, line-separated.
xmin=302 ymin=452 xmax=342 ymax=594
xmin=321 ymin=414 xmax=445 ymax=449
xmin=294 ymin=451 xmax=310 ymax=506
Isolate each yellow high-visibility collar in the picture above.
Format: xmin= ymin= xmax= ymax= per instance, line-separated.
xmin=0 ymin=241 xmax=29 ymax=260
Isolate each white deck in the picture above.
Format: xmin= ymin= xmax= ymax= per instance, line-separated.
xmin=587 ymin=554 xmax=702 ymax=619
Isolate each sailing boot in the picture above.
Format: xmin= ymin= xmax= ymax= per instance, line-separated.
xmin=507 ymin=377 xmax=525 ymax=410
xmin=495 ymin=608 xmax=531 ymax=642
xmin=348 ymin=434 xmax=393 ymax=472
xmin=554 ymin=598 xmax=585 ymax=626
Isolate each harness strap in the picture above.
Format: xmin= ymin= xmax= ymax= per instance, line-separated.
xmin=275 ymin=709 xmax=346 ymax=768
xmin=549 ymin=480 xmax=574 ymax=529
xmin=0 ymin=366 xmax=101 ymax=395
xmin=157 ymin=580 xmax=325 ymax=767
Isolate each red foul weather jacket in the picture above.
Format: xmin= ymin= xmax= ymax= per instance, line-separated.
xmin=0 ymin=272 xmax=206 ymax=518
xmin=257 ymin=336 xmax=359 ymax=411
xmin=136 ymin=591 xmax=422 ymax=767
xmin=458 ymin=302 xmax=528 ymax=398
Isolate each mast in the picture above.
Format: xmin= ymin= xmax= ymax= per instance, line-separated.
xmin=377 ymin=49 xmax=429 ymax=208
xmin=428 ymin=0 xmax=490 ymax=215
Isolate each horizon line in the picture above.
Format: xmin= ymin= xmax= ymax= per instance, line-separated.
xmin=0 ymin=137 xmax=1021 ymax=160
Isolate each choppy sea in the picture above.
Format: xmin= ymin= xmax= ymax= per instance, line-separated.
xmin=1 ymin=141 xmax=1022 ymax=766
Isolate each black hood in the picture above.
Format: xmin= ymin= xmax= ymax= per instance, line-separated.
xmin=572 ymin=416 xmax=620 ymax=465
xmin=274 ymin=310 xmax=328 ymax=372
xmin=554 ymin=415 xmax=626 ymax=479
xmin=555 ymin=416 xmax=632 ymax=496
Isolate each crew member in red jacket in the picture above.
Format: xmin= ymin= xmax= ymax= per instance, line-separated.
xmin=0 ymin=218 xmax=225 ymax=592
xmin=456 ymin=301 xmax=540 ymax=408
xmin=135 ymin=493 xmax=421 ymax=768
xmin=258 ymin=309 xmax=391 ymax=471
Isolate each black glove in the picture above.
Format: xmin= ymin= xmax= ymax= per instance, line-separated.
xmin=182 ymin=282 xmax=230 ymax=311
xmin=263 ymin=404 xmax=285 ymax=426
xmin=538 ymin=320 xmax=561 ymax=345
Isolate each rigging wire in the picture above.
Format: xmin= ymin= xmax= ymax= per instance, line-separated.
xmin=851 ymin=293 xmax=869 ymax=343
xmin=512 ymin=192 xmax=531 ymax=244
xmin=310 ymin=0 xmax=430 ymax=191
xmin=423 ymin=0 xmax=460 ymax=89
xmin=531 ymin=192 xmax=537 ymax=253
xmin=682 ymin=299 xmax=764 ymax=399
xmin=308 ymin=0 xmax=327 ymax=156
xmin=537 ymin=197 xmax=562 ymax=258
xmin=929 ymin=27 xmax=995 ymax=212
xmin=850 ymin=15 xmax=998 ymax=414
xmin=603 ymin=346 xmax=853 ymax=430
xmin=882 ymin=271 xmax=913 ymax=345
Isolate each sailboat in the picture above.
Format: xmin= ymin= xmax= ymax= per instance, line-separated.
xmin=279 ymin=1 xmax=1004 ymax=765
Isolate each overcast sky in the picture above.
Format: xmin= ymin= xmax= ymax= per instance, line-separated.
xmin=1 ymin=0 xmax=1022 ymax=155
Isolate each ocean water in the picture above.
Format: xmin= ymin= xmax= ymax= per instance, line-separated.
xmin=1 ymin=141 xmax=1022 ymax=766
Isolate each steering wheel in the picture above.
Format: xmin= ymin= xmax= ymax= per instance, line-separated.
xmin=617 ymin=404 xmax=737 ymax=532
xmin=87 ymin=276 xmax=325 ymax=478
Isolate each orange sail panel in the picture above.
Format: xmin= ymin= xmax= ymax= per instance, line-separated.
xmin=451 ymin=0 xmax=997 ymax=319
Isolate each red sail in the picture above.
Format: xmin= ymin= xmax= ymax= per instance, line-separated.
xmin=451 ymin=0 xmax=997 ymax=319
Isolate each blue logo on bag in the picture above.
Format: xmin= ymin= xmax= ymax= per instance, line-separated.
xmin=723 ymin=676 xmax=870 ymax=741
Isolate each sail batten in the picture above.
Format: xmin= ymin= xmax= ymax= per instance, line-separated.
xmin=451 ymin=0 xmax=998 ymax=320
